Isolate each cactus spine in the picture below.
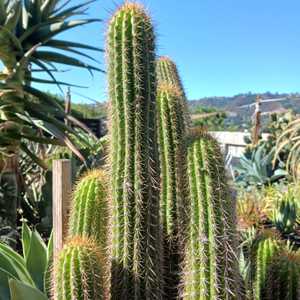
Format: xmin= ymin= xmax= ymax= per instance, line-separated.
xmin=182 ymin=130 xmax=240 ymax=299
xmin=156 ymin=84 xmax=188 ymax=298
xmin=156 ymin=56 xmax=191 ymax=129
xmin=68 ymin=170 xmax=108 ymax=247
xmin=107 ymin=3 xmax=162 ymax=299
xmin=54 ymin=237 xmax=104 ymax=300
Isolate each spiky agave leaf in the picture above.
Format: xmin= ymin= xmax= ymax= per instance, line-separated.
xmin=0 ymin=0 xmax=103 ymax=163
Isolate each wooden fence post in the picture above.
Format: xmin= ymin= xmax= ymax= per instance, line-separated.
xmin=52 ymin=159 xmax=72 ymax=260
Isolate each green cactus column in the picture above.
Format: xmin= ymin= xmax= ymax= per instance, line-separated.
xmin=156 ymin=56 xmax=191 ymax=129
xmin=68 ymin=169 xmax=108 ymax=247
xmin=182 ymin=130 xmax=241 ymax=300
xmin=54 ymin=237 xmax=104 ymax=300
xmin=265 ymin=248 xmax=300 ymax=300
xmin=250 ymin=232 xmax=280 ymax=300
xmin=107 ymin=3 xmax=163 ymax=299
xmin=156 ymin=83 xmax=188 ymax=298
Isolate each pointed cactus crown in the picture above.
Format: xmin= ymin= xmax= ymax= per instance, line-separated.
xmin=68 ymin=169 xmax=108 ymax=247
xmin=54 ymin=236 xmax=105 ymax=300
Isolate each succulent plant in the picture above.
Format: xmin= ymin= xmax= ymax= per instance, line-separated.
xmin=271 ymin=188 xmax=298 ymax=234
xmin=53 ymin=236 xmax=104 ymax=300
xmin=156 ymin=56 xmax=191 ymax=129
xmin=68 ymin=169 xmax=108 ymax=247
xmin=182 ymin=129 xmax=241 ymax=299
xmin=156 ymin=83 xmax=188 ymax=298
xmin=107 ymin=3 xmax=163 ymax=299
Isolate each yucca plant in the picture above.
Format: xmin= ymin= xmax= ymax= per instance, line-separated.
xmin=0 ymin=0 xmax=103 ymax=227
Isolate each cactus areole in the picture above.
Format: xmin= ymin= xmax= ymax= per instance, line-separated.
xmin=107 ymin=3 xmax=163 ymax=299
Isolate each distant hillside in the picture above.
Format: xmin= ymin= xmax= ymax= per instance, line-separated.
xmin=189 ymin=92 xmax=300 ymax=130
xmin=189 ymin=92 xmax=300 ymax=113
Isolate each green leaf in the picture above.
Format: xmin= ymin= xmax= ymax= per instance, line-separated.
xmin=25 ymin=230 xmax=47 ymax=291
xmin=20 ymin=143 xmax=48 ymax=170
xmin=21 ymin=222 xmax=31 ymax=261
xmin=53 ymin=0 xmax=97 ymax=18
xmin=29 ymin=77 xmax=87 ymax=88
xmin=23 ymin=84 xmax=63 ymax=111
xmin=33 ymin=50 xmax=104 ymax=73
xmin=0 ymin=250 xmax=20 ymax=280
xmin=0 ymin=268 xmax=17 ymax=300
xmin=47 ymin=232 xmax=53 ymax=260
xmin=46 ymin=39 xmax=103 ymax=52
xmin=33 ymin=19 xmax=100 ymax=44
xmin=9 ymin=279 xmax=48 ymax=300
xmin=0 ymin=243 xmax=33 ymax=286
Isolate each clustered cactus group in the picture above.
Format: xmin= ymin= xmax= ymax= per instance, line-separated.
xmin=50 ymin=2 xmax=287 ymax=300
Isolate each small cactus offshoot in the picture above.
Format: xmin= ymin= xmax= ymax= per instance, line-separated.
xmin=53 ymin=236 xmax=104 ymax=300
xmin=68 ymin=169 xmax=108 ymax=247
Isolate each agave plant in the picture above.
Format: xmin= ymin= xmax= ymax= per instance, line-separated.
xmin=0 ymin=223 xmax=52 ymax=299
xmin=235 ymin=143 xmax=287 ymax=188
xmin=271 ymin=188 xmax=298 ymax=234
xmin=0 ymin=0 xmax=103 ymax=227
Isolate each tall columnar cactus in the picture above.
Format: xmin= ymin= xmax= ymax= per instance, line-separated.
xmin=265 ymin=248 xmax=300 ymax=300
xmin=107 ymin=3 xmax=163 ymax=299
xmin=53 ymin=237 xmax=104 ymax=300
xmin=68 ymin=169 xmax=108 ymax=247
xmin=156 ymin=83 xmax=188 ymax=298
xmin=156 ymin=56 xmax=191 ymax=129
xmin=251 ymin=232 xmax=280 ymax=300
xmin=182 ymin=130 xmax=241 ymax=299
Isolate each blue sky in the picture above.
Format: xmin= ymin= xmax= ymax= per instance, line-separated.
xmin=43 ymin=0 xmax=300 ymax=103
